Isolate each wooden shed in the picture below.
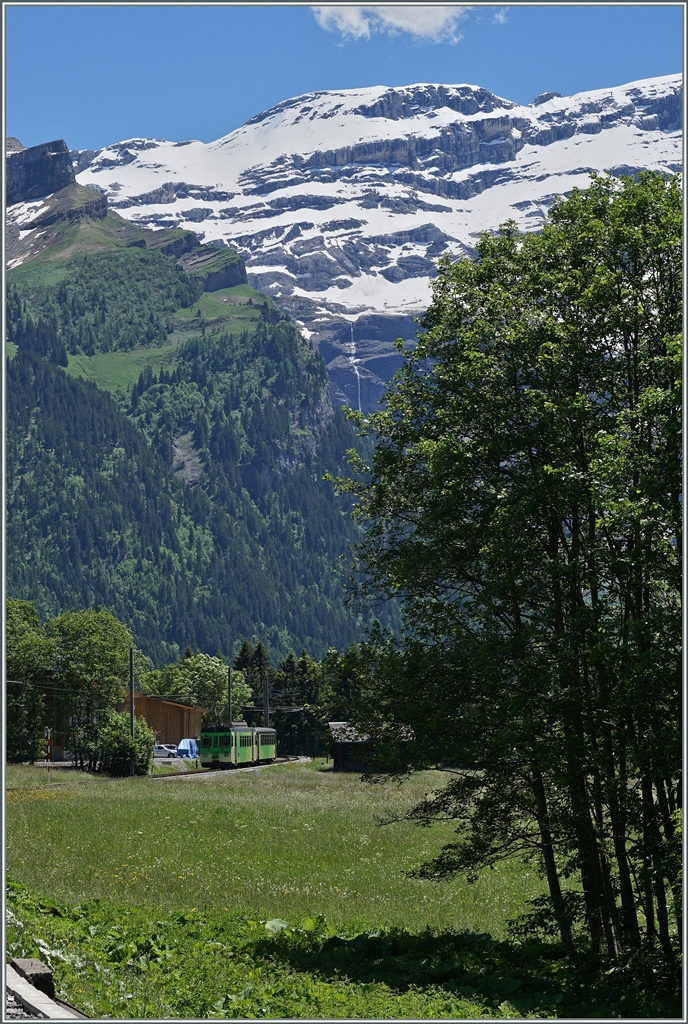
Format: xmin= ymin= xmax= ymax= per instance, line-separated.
xmin=328 ymin=721 xmax=371 ymax=773
xmin=121 ymin=692 xmax=206 ymax=746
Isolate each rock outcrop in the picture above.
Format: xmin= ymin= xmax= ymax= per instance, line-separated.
xmin=5 ymin=182 xmax=109 ymax=267
xmin=177 ymin=245 xmax=247 ymax=291
xmin=7 ymin=139 xmax=76 ymax=205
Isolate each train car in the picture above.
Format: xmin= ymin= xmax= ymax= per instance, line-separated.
xmin=255 ymin=727 xmax=277 ymax=762
xmin=199 ymin=725 xmax=277 ymax=769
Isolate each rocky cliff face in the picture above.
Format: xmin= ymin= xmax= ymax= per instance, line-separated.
xmin=70 ymin=75 xmax=682 ymax=412
xmin=178 ymin=245 xmax=248 ymax=291
xmin=6 ymin=182 xmax=109 ymax=267
xmin=7 ymin=139 xmax=76 ymax=205
xmin=6 ymin=143 xmax=248 ymax=285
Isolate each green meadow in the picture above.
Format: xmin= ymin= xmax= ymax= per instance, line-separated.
xmin=6 ymin=761 xmax=676 ymax=1019
xmin=7 ymin=761 xmax=543 ymax=933
xmin=65 ymin=340 xmax=183 ymax=393
xmin=64 ymin=284 xmax=272 ymax=394
xmin=171 ymin=282 xmax=269 ymax=326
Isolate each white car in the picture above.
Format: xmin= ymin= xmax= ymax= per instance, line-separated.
xmin=153 ymin=744 xmax=178 ymax=758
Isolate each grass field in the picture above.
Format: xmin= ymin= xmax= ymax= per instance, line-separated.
xmin=5 ymin=761 xmax=679 ymax=1018
xmin=171 ymin=284 xmax=271 ymax=326
xmin=66 ymin=339 xmax=184 ymax=393
xmin=6 ymin=764 xmax=98 ymax=788
xmin=8 ymin=208 xmax=152 ymax=275
xmin=6 ymin=760 xmax=544 ymax=934
xmin=63 ymin=284 xmax=273 ymax=394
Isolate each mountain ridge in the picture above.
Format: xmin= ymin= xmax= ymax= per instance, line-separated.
xmin=11 ymin=74 xmax=683 ymax=411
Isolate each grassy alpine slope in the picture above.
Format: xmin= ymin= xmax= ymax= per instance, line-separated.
xmin=6 ymin=210 xmax=375 ymax=663
xmin=6 ymin=763 xmax=677 ymax=1019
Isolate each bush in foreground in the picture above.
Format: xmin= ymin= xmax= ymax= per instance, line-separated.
xmin=6 ymin=877 xmax=680 ymax=1019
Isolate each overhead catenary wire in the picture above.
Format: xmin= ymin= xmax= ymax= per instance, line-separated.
xmin=8 ymin=679 xmax=306 ymax=712
xmin=8 ymin=679 xmax=313 ymax=699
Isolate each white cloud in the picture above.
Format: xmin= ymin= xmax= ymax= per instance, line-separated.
xmin=492 ymin=7 xmax=508 ymax=24
xmin=311 ymin=5 xmax=473 ymax=44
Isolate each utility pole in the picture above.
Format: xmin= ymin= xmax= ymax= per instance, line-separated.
xmin=263 ymin=671 xmax=269 ymax=728
xmin=45 ymin=727 xmax=52 ymax=785
xmin=228 ymin=665 xmax=233 ymax=726
xmin=129 ymin=647 xmax=135 ymax=777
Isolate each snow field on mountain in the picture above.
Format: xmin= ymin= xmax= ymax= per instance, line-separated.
xmin=66 ymin=73 xmax=682 ymax=409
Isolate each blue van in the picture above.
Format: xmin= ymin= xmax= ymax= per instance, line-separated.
xmin=177 ymin=738 xmax=199 ymax=759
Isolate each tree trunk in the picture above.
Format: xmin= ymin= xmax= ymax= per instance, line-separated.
xmin=654 ymin=866 xmax=673 ymax=959
xmin=531 ymin=766 xmax=576 ymax=957
xmin=641 ymin=775 xmax=656 ymax=944
xmin=599 ymin=713 xmax=640 ymax=949
xmin=655 ymin=778 xmax=682 ymax=939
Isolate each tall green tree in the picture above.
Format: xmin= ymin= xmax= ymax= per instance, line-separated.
xmin=44 ymin=608 xmax=142 ymax=770
xmin=234 ymin=639 xmax=272 ymax=703
xmin=178 ymin=654 xmax=251 ymax=726
xmin=6 ymin=598 xmax=55 ymax=762
xmin=270 ymin=649 xmax=328 ymax=755
xmin=142 ymin=652 xmax=251 ymax=726
xmin=344 ymin=173 xmax=681 ymax=960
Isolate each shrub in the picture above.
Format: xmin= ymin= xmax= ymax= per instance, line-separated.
xmin=90 ymin=711 xmax=154 ymax=776
xmin=6 ymin=683 xmax=47 ymax=763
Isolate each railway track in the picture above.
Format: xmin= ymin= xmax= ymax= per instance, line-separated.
xmin=7 ymin=756 xmax=310 ymax=793
xmin=148 ymin=754 xmax=310 ymax=780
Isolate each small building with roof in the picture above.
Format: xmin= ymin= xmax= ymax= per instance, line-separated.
xmin=328 ymin=721 xmax=371 ymax=772
xmin=120 ymin=691 xmax=206 ymax=746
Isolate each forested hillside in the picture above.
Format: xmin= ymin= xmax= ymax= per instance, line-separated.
xmin=7 ymin=237 xmax=378 ymax=665
xmin=7 ymin=248 xmax=201 ymax=355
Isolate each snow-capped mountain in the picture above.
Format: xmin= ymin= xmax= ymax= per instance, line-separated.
xmin=74 ymin=75 xmax=681 ymax=411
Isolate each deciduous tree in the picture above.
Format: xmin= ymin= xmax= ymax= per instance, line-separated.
xmin=45 ymin=608 xmax=141 ymax=770
xmin=6 ymin=598 xmax=54 ymax=762
xmin=344 ymin=173 xmax=681 ymax=960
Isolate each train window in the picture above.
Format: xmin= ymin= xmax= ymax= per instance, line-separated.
xmin=201 ymin=736 xmax=211 ymax=749
xmin=220 ymin=735 xmax=231 ymax=747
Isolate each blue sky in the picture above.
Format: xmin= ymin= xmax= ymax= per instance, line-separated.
xmin=5 ymin=4 xmax=683 ymax=151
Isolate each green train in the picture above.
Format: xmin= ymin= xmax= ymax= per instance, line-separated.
xmin=199 ymin=725 xmax=276 ymax=769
